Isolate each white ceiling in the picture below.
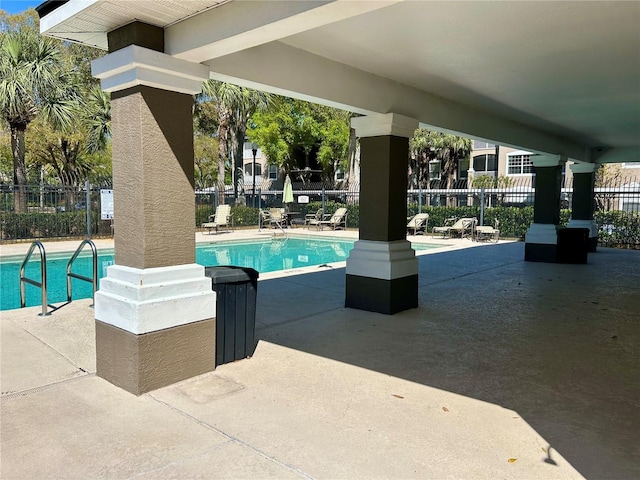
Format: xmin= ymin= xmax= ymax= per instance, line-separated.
xmin=41 ymin=0 xmax=640 ymax=163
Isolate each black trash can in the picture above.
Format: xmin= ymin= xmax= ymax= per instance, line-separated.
xmin=556 ymin=228 xmax=589 ymax=264
xmin=205 ymin=266 xmax=259 ymax=366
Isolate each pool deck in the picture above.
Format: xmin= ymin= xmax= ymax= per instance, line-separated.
xmin=1 ymin=229 xmax=639 ymax=479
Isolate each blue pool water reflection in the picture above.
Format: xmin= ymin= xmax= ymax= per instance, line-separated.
xmin=1 ymin=238 xmax=439 ymax=311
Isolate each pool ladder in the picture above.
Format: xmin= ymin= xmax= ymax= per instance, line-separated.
xmin=19 ymin=239 xmax=98 ymax=315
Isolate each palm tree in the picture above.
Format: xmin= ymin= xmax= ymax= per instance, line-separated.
xmin=409 ymin=129 xmax=440 ymax=189
xmin=0 ymin=25 xmax=74 ymax=212
xmin=84 ymin=85 xmax=111 ymax=154
xmin=201 ymin=80 xmax=271 ymax=205
xmin=434 ymin=133 xmax=472 ymax=206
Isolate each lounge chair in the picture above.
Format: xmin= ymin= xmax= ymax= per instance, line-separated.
xmin=305 ymin=208 xmax=324 ymax=229
xmin=317 ymin=207 xmax=347 ymax=230
xmin=450 ymin=217 xmax=476 ymax=238
xmin=259 ymin=209 xmax=270 ymax=230
xmin=407 ymin=213 xmax=429 ymax=235
xmin=475 ymin=219 xmax=500 ymax=242
xmin=433 ymin=217 xmax=475 ymax=238
xmin=202 ymin=204 xmax=232 ymax=234
xmin=269 ymin=207 xmax=286 ymax=229
xmin=432 ymin=217 xmax=458 ymax=238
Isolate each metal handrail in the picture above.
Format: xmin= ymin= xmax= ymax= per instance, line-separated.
xmin=66 ymin=239 xmax=98 ymax=305
xmin=19 ymin=241 xmax=50 ymax=316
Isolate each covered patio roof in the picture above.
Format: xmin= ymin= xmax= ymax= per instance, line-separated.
xmin=39 ymin=0 xmax=640 ymax=163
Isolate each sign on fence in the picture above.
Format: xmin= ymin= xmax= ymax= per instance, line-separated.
xmin=100 ymin=189 xmax=114 ymax=219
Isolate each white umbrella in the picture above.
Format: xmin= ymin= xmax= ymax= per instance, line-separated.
xmin=283 ymin=174 xmax=294 ymax=205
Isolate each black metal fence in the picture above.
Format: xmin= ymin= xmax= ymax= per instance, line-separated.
xmin=2 ymin=175 xmax=639 ymax=244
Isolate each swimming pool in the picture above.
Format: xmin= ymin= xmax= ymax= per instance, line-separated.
xmin=1 ymin=237 xmax=440 ymax=311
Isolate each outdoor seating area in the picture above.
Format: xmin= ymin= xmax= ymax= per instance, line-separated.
xmin=432 ymin=217 xmax=476 ymax=239
xmin=427 ymin=217 xmax=500 ymax=242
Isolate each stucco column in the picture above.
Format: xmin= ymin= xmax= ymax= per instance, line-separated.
xmin=90 ymin=24 xmax=215 ymax=394
xmin=346 ymin=113 xmax=419 ymax=314
xmin=567 ymin=162 xmax=598 ymax=252
xmin=524 ymin=154 xmax=567 ymax=262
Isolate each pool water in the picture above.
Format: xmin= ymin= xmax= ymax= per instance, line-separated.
xmin=0 ymin=238 xmax=439 ymax=311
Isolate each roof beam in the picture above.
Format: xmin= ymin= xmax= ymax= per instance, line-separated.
xmin=591 ymin=147 xmax=640 ymax=164
xmin=206 ymin=42 xmax=590 ymax=161
xmin=166 ymin=0 xmax=400 ymax=62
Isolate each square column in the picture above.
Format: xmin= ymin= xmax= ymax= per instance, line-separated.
xmin=346 ymin=114 xmax=419 ymax=314
xmin=567 ymin=162 xmax=598 ymax=252
xmin=524 ymin=154 xmax=566 ymax=262
xmin=91 ymin=26 xmax=215 ymax=394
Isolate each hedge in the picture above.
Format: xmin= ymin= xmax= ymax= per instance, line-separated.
xmin=3 ymin=204 xmax=639 ymax=248
xmin=0 ymin=211 xmax=111 ymax=241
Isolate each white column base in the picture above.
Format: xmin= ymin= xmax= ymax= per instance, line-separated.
xmin=95 ymin=264 xmax=216 ymax=335
xmin=567 ymin=219 xmax=598 ymax=237
xmin=525 ymin=223 xmax=559 ymax=245
xmin=346 ymin=240 xmax=418 ymax=280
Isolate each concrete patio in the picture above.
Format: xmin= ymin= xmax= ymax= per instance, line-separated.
xmin=1 ymin=238 xmax=639 ymax=479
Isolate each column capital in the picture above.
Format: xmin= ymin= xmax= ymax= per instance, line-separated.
xmin=351 ymin=113 xmax=418 ymax=138
xmin=531 ymin=154 xmax=567 ymax=167
xmin=91 ymin=45 xmax=210 ymax=95
xmin=570 ymin=162 xmax=598 ymax=174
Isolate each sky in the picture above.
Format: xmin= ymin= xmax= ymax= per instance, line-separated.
xmin=0 ymin=0 xmax=43 ymax=15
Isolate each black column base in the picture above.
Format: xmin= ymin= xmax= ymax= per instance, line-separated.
xmin=346 ymin=274 xmax=418 ymax=315
xmin=525 ymin=243 xmax=558 ymax=263
xmin=588 ymin=237 xmax=598 ymax=253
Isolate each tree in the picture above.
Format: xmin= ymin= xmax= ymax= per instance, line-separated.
xmin=595 ymin=163 xmax=624 ymax=212
xmin=409 ymin=129 xmax=440 ymax=189
xmin=194 ymin=134 xmax=219 ymax=190
xmin=409 ymin=129 xmax=472 ymax=205
xmin=0 ymin=10 xmax=77 ymax=212
xmin=248 ymin=97 xmax=354 ymax=185
xmin=0 ymin=125 xmax=12 ymax=183
xmin=0 ymin=10 xmax=108 ymax=211
xmin=314 ymin=106 xmax=352 ymax=183
xmin=200 ymin=80 xmax=271 ymax=205
xmin=435 ymin=134 xmax=472 ymax=193
xmin=21 ymin=36 xmax=110 ymax=209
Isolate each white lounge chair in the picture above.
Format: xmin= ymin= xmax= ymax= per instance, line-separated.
xmin=475 ymin=219 xmax=500 ymax=242
xmin=433 ymin=217 xmax=476 ymax=238
xmin=407 ymin=213 xmax=429 ymax=235
xmin=202 ymin=204 xmax=232 ymax=234
xmin=317 ymin=207 xmax=347 ymax=230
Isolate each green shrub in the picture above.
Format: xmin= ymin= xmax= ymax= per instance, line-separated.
xmin=595 ymin=210 xmax=640 ymax=247
xmin=0 ymin=211 xmax=106 ymax=240
xmin=196 ymin=205 xmax=215 ymax=227
xmin=230 ymin=205 xmax=259 ymax=227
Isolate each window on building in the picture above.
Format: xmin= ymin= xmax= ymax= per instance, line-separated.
xmin=244 ymin=164 xmax=262 ymax=176
xmin=473 ymin=140 xmax=495 ymax=150
xmin=458 ymin=158 xmax=470 ymax=179
xmin=268 ymin=165 xmax=278 ymax=180
xmin=473 ymin=154 xmax=497 ymax=173
xmin=508 ymin=154 xmax=535 ymax=175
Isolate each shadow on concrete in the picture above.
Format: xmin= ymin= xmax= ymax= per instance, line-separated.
xmin=255 ymin=242 xmax=640 ymax=480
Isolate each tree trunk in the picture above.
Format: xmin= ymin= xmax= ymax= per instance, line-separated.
xmin=233 ymin=123 xmax=247 ymax=204
xmin=346 ymin=127 xmax=358 ymax=187
xmin=217 ymin=109 xmax=231 ymax=206
xmin=445 ymin=154 xmax=456 ymax=207
xmin=11 ymin=124 xmax=28 ymax=213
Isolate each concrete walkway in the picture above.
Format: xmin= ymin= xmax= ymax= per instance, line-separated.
xmin=1 ymin=235 xmax=639 ymax=479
